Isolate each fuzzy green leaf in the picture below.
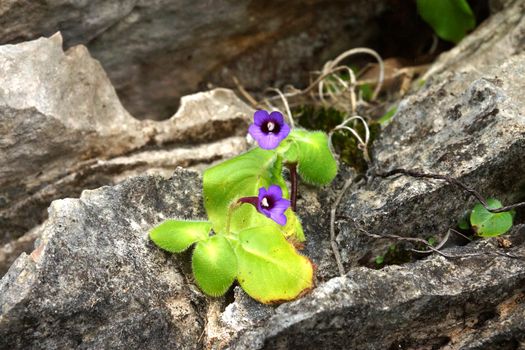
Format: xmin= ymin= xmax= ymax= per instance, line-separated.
xmin=149 ymin=220 xmax=212 ymax=253
xmin=470 ymin=198 xmax=513 ymax=237
xmin=192 ymin=235 xmax=237 ymax=296
xmin=203 ymin=148 xmax=283 ymax=233
xmin=235 ymin=226 xmax=313 ymax=303
xmin=203 ymin=148 xmax=303 ymax=240
xmin=281 ymin=208 xmax=305 ymax=242
xmin=417 ymin=0 xmax=475 ymax=43
xmin=285 ymin=129 xmax=337 ymax=185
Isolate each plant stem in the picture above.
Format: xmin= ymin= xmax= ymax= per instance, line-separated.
xmin=375 ymin=168 xmax=525 ymax=213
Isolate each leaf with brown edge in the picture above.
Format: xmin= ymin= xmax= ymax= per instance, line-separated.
xmin=235 ymin=225 xmax=314 ymax=304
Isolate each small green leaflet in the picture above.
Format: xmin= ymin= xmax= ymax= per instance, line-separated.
xmin=192 ymin=235 xmax=238 ymax=296
xmin=378 ymin=105 xmax=397 ymax=125
xmin=235 ymin=226 xmax=313 ymax=303
xmin=470 ymin=198 xmax=513 ymax=237
xmin=374 ymin=255 xmax=384 ymax=266
xmin=417 ymin=0 xmax=476 ymax=44
xmin=282 ymin=129 xmax=337 ymax=186
xmin=149 ymin=220 xmax=211 ymax=253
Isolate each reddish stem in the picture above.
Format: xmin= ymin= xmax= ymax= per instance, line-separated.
xmin=238 ymin=196 xmax=259 ymax=208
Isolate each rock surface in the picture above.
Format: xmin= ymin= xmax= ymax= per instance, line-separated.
xmin=332 ymin=0 xmax=525 ymax=270
xmin=231 ymin=226 xmax=525 ymax=349
xmin=218 ymin=3 xmax=525 ymax=347
xmin=335 ymin=52 xmax=525 ymax=269
xmin=0 ymin=33 xmax=253 ymax=245
xmin=0 ymin=0 xmax=390 ymax=119
xmin=0 ymin=169 xmax=207 ymax=349
xmin=2 ymin=1 xmax=525 ymax=349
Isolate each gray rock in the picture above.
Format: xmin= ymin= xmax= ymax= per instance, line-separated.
xmin=231 ymin=226 xmax=525 ymax=349
xmin=0 ymin=225 xmax=42 ymax=277
xmin=333 ymin=54 xmax=525 ymax=270
xmin=0 ymin=0 xmax=388 ymax=119
xmin=0 ymin=135 xmax=247 ymax=275
xmin=0 ymin=34 xmax=252 ymax=245
xmin=2 ymin=3 xmax=525 ymax=348
xmin=219 ymin=12 xmax=525 ymax=347
xmin=0 ymin=169 xmax=207 ymax=349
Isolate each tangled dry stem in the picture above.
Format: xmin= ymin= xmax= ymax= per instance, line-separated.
xmin=375 ymin=168 xmax=525 ymax=213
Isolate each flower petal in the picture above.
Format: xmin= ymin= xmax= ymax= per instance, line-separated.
xmin=267 ymin=185 xmax=283 ymax=199
xmin=278 ymin=122 xmax=291 ymax=141
xmin=248 ymin=123 xmax=266 ymax=143
xmin=269 ymin=111 xmax=284 ymax=125
xmin=272 ymin=198 xmax=291 ymax=215
xmin=258 ymin=186 xmax=268 ymax=199
xmin=260 ymin=208 xmax=272 ymax=219
xmin=256 ymin=132 xmax=281 ymax=150
xmin=271 ymin=212 xmax=287 ymax=226
xmin=257 ymin=187 xmax=268 ymax=213
xmin=254 ymin=110 xmax=270 ymax=126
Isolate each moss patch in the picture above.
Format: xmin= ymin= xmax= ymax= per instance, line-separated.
xmin=295 ymin=105 xmax=381 ymax=173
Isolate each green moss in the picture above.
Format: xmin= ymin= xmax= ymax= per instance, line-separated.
xmin=294 ymin=105 xmax=380 ymax=173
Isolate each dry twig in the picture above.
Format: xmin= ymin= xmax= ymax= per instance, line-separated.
xmin=375 ymin=168 xmax=525 ymax=213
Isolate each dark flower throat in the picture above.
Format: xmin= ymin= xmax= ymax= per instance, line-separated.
xmin=261 ymin=120 xmax=281 ymax=134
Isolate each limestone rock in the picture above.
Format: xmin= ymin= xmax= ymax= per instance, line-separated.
xmin=230 ymin=226 xmax=525 ymax=349
xmin=0 ymin=0 xmax=388 ymax=119
xmin=334 ymin=53 xmax=525 ymax=270
xmin=219 ymin=13 xmax=525 ymax=347
xmin=0 ymin=169 xmax=207 ymax=349
xmin=0 ymin=34 xmax=252 ymax=244
xmin=0 ymin=225 xmax=42 ymax=277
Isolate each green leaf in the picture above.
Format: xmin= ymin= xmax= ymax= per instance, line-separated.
xmin=378 ymin=105 xmax=397 ymax=125
xmin=374 ymin=255 xmax=384 ymax=265
xmin=203 ymin=148 xmax=283 ymax=233
xmin=417 ymin=0 xmax=476 ymax=43
xmin=149 ymin=220 xmax=212 ymax=253
xmin=281 ymin=208 xmax=305 ymax=242
xmin=192 ymin=235 xmax=238 ymax=296
xmin=359 ymin=83 xmax=373 ymax=101
xmin=278 ymin=138 xmax=299 ymax=163
xmin=203 ymin=148 xmax=304 ymax=241
xmin=235 ymin=226 xmax=314 ymax=303
xmin=470 ymin=198 xmax=513 ymax=237
xmin=285 ymin=129 xmax=337 ymax=185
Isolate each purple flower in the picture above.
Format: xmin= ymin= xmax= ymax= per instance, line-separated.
xmin=257 ymin=185 xmax=290 ymax=226
xmin=248 ymin=110 xmax=291 ymax=150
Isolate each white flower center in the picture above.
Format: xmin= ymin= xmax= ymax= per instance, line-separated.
xmin=261 ymin=197 xmax=270 ymax=208
xmin=267 ymin=121 xmax=275 ymax=132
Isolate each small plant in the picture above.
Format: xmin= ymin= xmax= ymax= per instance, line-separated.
xmin=458 ymin=198 xmax=514 ymax=237
xmin=417 ymin=0 xmax=476 ymax=44
xmin=150 ymin=110 xmax=337 ymax=303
